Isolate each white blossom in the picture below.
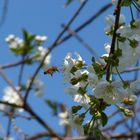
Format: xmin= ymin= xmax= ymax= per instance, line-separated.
xmin=87 ymin=65 xmax=99 ymax=88
xmin=0 ymin=87 xmax=23 ymax=112
xmin=65 ymin=81 xmax=87 ymax=95
xmin=5 ymin=34 xmax=15 ymax=42
xmin=58 ymin=111 xmax=69 ymax=126
xmin=5 ymin=34 xmax=24 ymax=49
xmin=103 ymin=41 xmax=140 ymax=72
xmin=117 ymin=20 xmax=140 ymax=41
xmin=35 ymin=35 xmax=48 ymax=42
xmin=105 ymin=14 xmax=125 ymax=34
xmin=74 ymin=94 xmax=90 ymax=109
xmin=63 ymin=53 xmax=85 ymax=83
xmin=128 ymin=79 xmax=140 ymax=94
xmin=35 ymin=46 xmax=51 ymax=66
xmin=94 ymin=80 xmax=128 ymax=104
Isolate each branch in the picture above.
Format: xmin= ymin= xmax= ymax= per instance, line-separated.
xmin=24 ymin=103 xmax=63 ymax=140
xmin=61 ymin=24 xmax=102 ymax=63
xmin=0 ymin=100 xmax=23 ymax=108
xmin=102 ymin=106 xmax=140 ymax=132
xmin=59 ymin=3 xmax=112 ymax=46
xmin=0 ymin=55 xmax=36 ymax=69
xmin=27 ymin=132 xmax=140 ymax=140
xmin=122 ymin=66 xmax=140 ymax=73
xmin=27 ymin=132 xmax=96 ymax=140
xmin=106 ymin=0 xmax=122 ymax=81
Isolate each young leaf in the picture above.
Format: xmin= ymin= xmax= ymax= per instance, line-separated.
xmin=72 ymin=105 xmax=82 ymax=114
xmin=101 ymin=112 xmax=108 ymax=127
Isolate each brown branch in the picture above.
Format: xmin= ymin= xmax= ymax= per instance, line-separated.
xmin=122 ymin=66 xmax=140 ymax=73
xmin=0 ymin=68 xmax=62 ymax=139
xmin=0 ymin=55 xmax=36 ymax=69
xmin=0 ymin=100 xmax=23 ymax=108
xmin=27 ymin=132 xmax=96 ymax=140
xmin=27 ymin=132 xmax=140 ymax=140
xmin=108 ymin=132 xmax=139 ymax=139
xmin=102 ymin=106 xmax=140 ymax=132
xmin=106 ymin=0 xmax=122 ymax=81
xmin=27 ymin=132 xmax=53 ymax=140
xmin=24 ymin=104 xmax=63 ymax=140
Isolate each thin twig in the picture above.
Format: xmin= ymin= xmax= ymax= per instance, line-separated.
xmin=0 ymin=70 xmax=54 ymax=139
xmin=24 ymin=103 xmax=63 ymax=140
xmin=0 ymin=100 xmax=23 ymax=108
xmin=6 ymin=117 xmax=12 ymax=137
xmin=61 ymin=24 xmax=102 ymax=63
xmin=59 ymin=3 xmax=112 ymax=46
xmin=0 ymin=55 xmax=37 ymax=69
xmin=102 ymin=106 xmax=140 ymax=132
xmin=122 ymin=66 xmax=140 ymax=73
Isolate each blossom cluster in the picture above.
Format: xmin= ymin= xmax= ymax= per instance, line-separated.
xmin=59 ymin=0 xmax=140 ymax=135
xmin=63 ymin=53 xmax=138 ymax=104
xmin=5 ymin=32 xmax=51 ymax=68
xmin=104 ymin=15 xmax=140 ymax=72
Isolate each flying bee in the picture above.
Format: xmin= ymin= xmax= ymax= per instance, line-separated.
xmin=44 ymin=66 xmax=59 ymax=76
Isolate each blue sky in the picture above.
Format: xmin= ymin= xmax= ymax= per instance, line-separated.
xmin=0 ymin=0 xmax=135 ymax=139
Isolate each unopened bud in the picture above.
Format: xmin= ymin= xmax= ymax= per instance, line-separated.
xmin=123 ymin=95 xmax=137 ymax=105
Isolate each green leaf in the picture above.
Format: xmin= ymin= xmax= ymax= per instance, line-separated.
xmin=92 ymin=62 xmax=105 ymax=78
xmin=78 ymin=87 xmax=86 ymax=95
xmin=72 ymin=105 xmax=82 ymax=114
xmin=117 ymin=34 xmax=126 ymax=42
xmin=70 ymin=77 xmax=79 ymax=85
xmin=129 ymin=39 xmax=138 ymax=48
xmin=101 ymin=112 xmax=108 ymax=126
xmin=81 ymin=73 xmax=88 ymax=81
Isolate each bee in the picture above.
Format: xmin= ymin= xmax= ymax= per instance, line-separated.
xmin=44 ymin=66 xmax=59 ymax=76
